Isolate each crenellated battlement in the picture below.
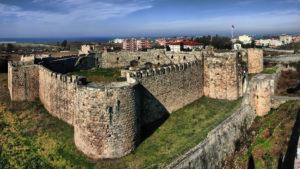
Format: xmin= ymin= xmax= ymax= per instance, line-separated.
xmin=130 ymin=60 xmax=201 ymax=78
xmin=39 ymin=65 xmax=80 ymax=84
xmin=7 ymin=48 xmax=264 ymax=160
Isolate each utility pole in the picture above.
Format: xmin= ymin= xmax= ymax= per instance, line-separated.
xmin=231 ymin=25 xmax=235 ymax=39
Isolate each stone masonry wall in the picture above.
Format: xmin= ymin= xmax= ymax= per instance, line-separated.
xmin=39 ymin=66 xmax=78 ymax=125
xmin=99 ymin=50 xmax=203 ymax=68
xmin=9 ymin=62 xmax=140 ymax=159
xmin=130 ymin=60 xmax=204 ymax=125
xmin=166 ymin=73 xmax=279 ymax=169
xmin=203 ymin=52 xmax=244 ymax=100
xmin=249 ymin=70 xmax=281 ymax=116
xmin=8 ymin=62 xmax=39 ymax=101
xmin=247 ymin=48 xmax=263 ymax=74
xmin=74 ymin=83 xmax=140 ymax=159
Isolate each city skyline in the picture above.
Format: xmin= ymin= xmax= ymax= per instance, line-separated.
xmin=0 ymin=0 xmax=300 ymax=38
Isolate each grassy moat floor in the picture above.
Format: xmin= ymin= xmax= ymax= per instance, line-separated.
xmin=69 ymin=68 xmax=126 ymax=83
xmin=0 ymin=73 xmax=241 ymax=169
xmin=223 ymin=101 xmax=300 ymax=169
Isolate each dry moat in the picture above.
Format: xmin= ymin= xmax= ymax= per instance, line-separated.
xmin=0 ymin=73 xmax=240 ymax=168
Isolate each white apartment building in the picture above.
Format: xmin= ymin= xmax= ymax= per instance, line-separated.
xmin=238 ymin=35 xmax=252 ymax=44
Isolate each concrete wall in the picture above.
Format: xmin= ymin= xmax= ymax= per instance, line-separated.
xmin=203 ymin=52 xmax=244 ymax=100
xmin=8 ymin=62 xmax=39 ymax=101
xmin=130 ymin=60 xmax=204 ymax=125
xmin=247 ymin=48 xmax=263 ymax=74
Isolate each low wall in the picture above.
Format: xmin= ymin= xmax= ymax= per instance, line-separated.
xmin=166 ymin=72 xmax=279 ymax=169
xmin=130 ymin=60 xmax=204 ymax=125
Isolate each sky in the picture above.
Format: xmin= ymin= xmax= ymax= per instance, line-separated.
xmin=0 ymin=0 xmax=300 ymax=38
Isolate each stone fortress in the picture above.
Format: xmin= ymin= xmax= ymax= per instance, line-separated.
xmin=8 ymin=47 xmax=265 ymax=160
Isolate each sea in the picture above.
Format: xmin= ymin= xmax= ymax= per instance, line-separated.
xmin=0 ymin=37 xmax=115 ymax=44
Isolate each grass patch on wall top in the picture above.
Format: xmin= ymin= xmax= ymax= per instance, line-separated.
xmin=0 ymin=73 xmax=241 ymax=169
xmin=70 ymin=68 xmax=126 ymax=83
xmin=262 ymin=66 xmax=278 ymax=74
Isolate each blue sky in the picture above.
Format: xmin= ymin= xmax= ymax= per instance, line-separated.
xmin=0 ymin=0 xmax=299 ymax=38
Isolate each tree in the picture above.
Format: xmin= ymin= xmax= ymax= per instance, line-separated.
xmin=61 ymin=40 xmax=68 ymax=48
xmin=6 ymin=44 xmax=15 ymax=53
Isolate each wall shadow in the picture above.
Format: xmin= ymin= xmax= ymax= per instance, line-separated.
xmin=37 ymin=55 xmax=97 ymax=74
xmin=282 ymin=109 xmax=300 ymax=169
xmin=137 ymin=84 xmax=170 ymax=143
xmin=248 ymin=154 xmax=255 ymax=169
xmin=0 ymin=59 xmax=8 ymax=73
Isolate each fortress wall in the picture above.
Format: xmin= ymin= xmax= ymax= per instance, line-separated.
xmin=41 ymin=55 xmax=97 ymax=74
xmin=99 ymin=50 xmax=203 ymax=68
xmin=8 ymin=62 xmax=39 ymax=101
xmin=131 ymin=60 xmax=204 ymax=125
xmin=247 ymin=48 xmax=263 ymax=74
xmin=203 ymin=52 xmax=243 ymax=100
xmin=74 ymin=83 xmax=140 ymax=159
xmin=167 ymin=73 xmax=279 ymax=169
xmin=39 ymin=66 xmax=78 ymax=125
xmin=249 ymin=71 xmax=280 ymax=116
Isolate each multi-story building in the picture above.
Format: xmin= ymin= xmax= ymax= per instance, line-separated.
xmin=137 ymin=39 xmax=152 ymax=51
xmin=155 ymin=37 xmax=193 ymax=47
xmin=112 ymin=38 xmax=124 ymax=44
xmin=169 ymin=41 xmax=202 ymax=52
xmin=293 ymin=36 xmax=300 ymax=43
xmin=123 ymin=38 xmax=152 ymax=51
xmin=238 ymin=35 xmax=252 ymax=44
xmin=123 ymin=38 xmax=138 ymax=51
xmin=279 ymin=35 xmax=293 ymax=45
xmin=255 ymin=39 xmax=283 ymax=47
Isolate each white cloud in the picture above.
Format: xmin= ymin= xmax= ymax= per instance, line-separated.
xmin=137 ymin=9 xmax=300 ymax=35
xmin=0 ymin=0 xmax=153 ymax=23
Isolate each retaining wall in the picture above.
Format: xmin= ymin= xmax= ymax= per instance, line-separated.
xmin=166 ymin=72 xmax=279 ymax=169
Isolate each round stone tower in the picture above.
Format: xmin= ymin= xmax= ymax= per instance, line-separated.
xmin=74 ymin=82 xmax=140 ymax=159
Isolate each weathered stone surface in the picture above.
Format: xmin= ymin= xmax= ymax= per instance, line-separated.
xmin=249 ymin=71 xmax=280 ymax=117
xmin=99 ymin=50 xmax=204 ymax=68
xmin=166 ymin=73 xmax=279 ymax=169
xmin=39 ymin=66 xmax=77 ymax=125
xmin=247 ymin=48 xmax=263 ymax=74
xmin=203 ymin=52 xmax=244 ymax=100
xmin=8 ymin=49 xmax=268 ymax=161
xmin=8 ymin=62 xmax=39 ymax=101
xmin=131 ymin=61 xmax=204 ymax=125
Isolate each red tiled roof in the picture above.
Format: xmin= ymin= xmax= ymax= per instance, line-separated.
xmin=169 ymin=41 xmax=201 ymax=46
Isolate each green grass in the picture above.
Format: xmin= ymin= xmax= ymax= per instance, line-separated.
xmin=0 ymin=73 xmax=241 ymax=169
xmin=235 ymin=101 xmax=300 ymax=169
xmin=95 ymin=97 xmax=241 ymax=169
xmin=70 ymin=68 xmax=126 ymax=83
xmin=0 ymin=101 xmax=95 ymax=169
xmin=262 ymin=66 xmax=278 ymax=74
